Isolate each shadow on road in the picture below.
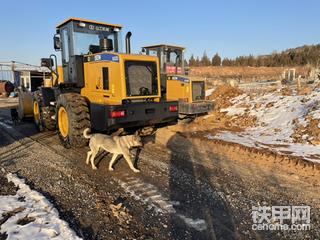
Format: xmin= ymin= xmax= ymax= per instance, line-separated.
xmin=167 ymin=132 xmax=239 ymax=239
xmin=0 ymin=109 xmax=39 ymax=146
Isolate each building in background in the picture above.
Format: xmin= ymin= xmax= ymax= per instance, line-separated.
xmin=0 ymin=62 xmax=49 ymax=89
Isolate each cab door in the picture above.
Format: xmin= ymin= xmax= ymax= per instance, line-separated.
xmin=61 ymin=27 xmax=71 ymax=83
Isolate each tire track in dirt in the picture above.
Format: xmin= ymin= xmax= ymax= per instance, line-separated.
xmin=115 ymin=173 xmax=208 ymax=232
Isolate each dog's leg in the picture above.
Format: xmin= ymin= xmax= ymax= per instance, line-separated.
xmin=86 ymin=151 xmax=92 ymax=165
xmin=123 ymin=150 xmax=140 ymax=173
xmin=108 ymin=154 xmax=119 ymax=171
xmin=90 ymin=150 xmax=98 ymax=170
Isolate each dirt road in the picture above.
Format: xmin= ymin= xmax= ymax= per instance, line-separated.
xmin=0 ymin=109 xmax=319 ymax=239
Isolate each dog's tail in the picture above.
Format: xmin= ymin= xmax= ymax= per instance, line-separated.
xmin=83 ymin=128 xmax=92 ymax=139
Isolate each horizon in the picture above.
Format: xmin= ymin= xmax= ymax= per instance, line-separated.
xmin=0 ymin=0 xmax=319 ymax=65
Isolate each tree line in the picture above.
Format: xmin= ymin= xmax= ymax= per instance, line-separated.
xmin=188 ymin=44 xmax=320 ymax=67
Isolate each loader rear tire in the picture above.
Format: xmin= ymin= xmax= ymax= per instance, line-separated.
xmin=56 ymin=93 xmax=90 ymax=148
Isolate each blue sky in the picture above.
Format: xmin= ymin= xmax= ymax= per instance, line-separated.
xmin=0 ymin=0 xmax=319 ymax=65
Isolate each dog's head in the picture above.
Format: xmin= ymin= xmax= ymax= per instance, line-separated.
xmin=132 ymin=132 xmax=143 ymax=147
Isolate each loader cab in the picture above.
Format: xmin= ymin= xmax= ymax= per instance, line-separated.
xmin=54 ymin=18 xmax=123 ymax=87
xmin=143 ymin=44 xmax=185 ymax=75
xmin=142 ymin=44 xmax=185 ymax=97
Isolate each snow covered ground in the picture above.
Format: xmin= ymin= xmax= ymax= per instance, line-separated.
xmin=207 ymin=88 xmax=320 ymax=163
xmin=0 ymin=173 xmax=82 ymax=240
xmin=205 ymin=88 xmax=215 ymax=97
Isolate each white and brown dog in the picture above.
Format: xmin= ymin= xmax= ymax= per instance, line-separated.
xmin=83 ymin=128 xmax=142 ymax=173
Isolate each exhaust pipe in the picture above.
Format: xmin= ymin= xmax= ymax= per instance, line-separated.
xmin=125 ymin=31 xmax=132 ymax=54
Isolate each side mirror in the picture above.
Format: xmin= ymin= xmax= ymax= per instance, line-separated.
xmin=141 ymin=48 xmax=146 ymax=53
xmin=41 ymin=58 xmax=54 ymax=68
xmin=53 ymin=35 xmax=61 ymax=50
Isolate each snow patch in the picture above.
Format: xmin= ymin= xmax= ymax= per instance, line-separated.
xmin=312 ymin=109 xmax=320 ymax=120
xmin=177 ymin=214 xmax=207 ymax=231
xmin=205 ymin=88 xmax=215 ymax=97
xmin=221 ymin=107 xmax=247 ymax=115
xmin=0 ymin=173 xmax=82 ymax=239
xmin=209 ymin=90 xmax=320 ymax=163
xmin=0 ymin=121 xmax=12 ymax=129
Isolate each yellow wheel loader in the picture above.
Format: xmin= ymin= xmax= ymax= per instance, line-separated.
xmin=34 ymin=18 xmax=178 ymax=148
xmin=142 ymin=44 xmax=213 ymax=117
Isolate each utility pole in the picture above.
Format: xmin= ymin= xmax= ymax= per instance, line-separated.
xmin=11 ymin=61 xmax=15 ymax=83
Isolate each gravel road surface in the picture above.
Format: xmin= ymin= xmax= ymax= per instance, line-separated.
xmin=0 ymin=109 xmax=319 ymax=239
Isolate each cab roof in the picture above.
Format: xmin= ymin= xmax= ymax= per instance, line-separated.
xmin=56 ymin=17 xmax=122 ymax=29
xmin=143 ymin=44 xmax=185 ymax=50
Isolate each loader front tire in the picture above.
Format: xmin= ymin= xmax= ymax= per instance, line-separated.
xmin=56 ymin=93 xmax=90 ymax=148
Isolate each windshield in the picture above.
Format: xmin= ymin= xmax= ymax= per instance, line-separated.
xmin=146 ymin=49 xmax=158 ymax=56
xmin=145 ymin=47 xmax=184 ymax=74
xmin=73 ymin=31 xmax=122 ymax=55
xmin=166 ymin=49 xmax=183 ymax=66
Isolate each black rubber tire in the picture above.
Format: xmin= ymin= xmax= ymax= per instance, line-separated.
xmin=56 ymin=93 xmax=91 ymax=148
xmin=42 ymin=106 xmax=56 ymax=130
xmin=33 ymin=91 xmax=56 ymax=131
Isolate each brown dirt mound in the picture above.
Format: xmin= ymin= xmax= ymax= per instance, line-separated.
xmin=0 ymin=175 xmax=18 ymax=196
xmin=209 ymin=84 xmax=243 ymax=99
xmin=172 ymin=110 xmax=256 ymax=135
xmin=292 ymin=117 xmax=320 ymax=145
xmin=308 ymin=119 xmax=320 ymax=145
xmin=297 ymin=86 xmax=313 ymax=95
xmin=281 ymin=87 xmax=293 ymax=96
xmin=187 ymin=84 xmax=256 ymax=132
xmin=208 ymin=84 xmax=243 ymax=109
xmin=291 ymin=97 xmax=320 ymax=145
xmin=198 ymin=112 xmax=256 ymax=129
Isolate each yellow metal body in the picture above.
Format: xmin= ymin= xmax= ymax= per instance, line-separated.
xmin=57 ymin=66 xmax=64 ymax=84
xmin=166 ymin=77 xmax=190 ymax=102
xmin=18 ymin=90 xmax=33 ymax=119
xmin=49 ymin=66 xmax=64 ymax=86
xmin=142 ymin=44 xmax=207 ymax=105
xmin=33 ymin=101 xmax=40 ymax=124
xmin=80 ymin=53 xmax=161 ymax=105
xmin=166 ymin=76 xmax=205 ymax=103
